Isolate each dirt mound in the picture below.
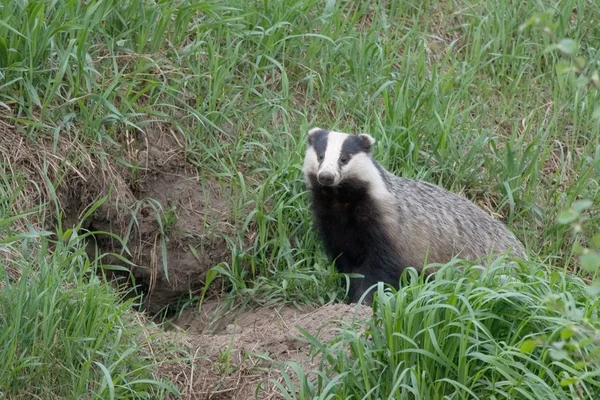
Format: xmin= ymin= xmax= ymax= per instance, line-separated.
xmin=159 ymin=302 xmax=373 ymax=399
xmin=0 ymin=120 xmax=234 ymax=313
xmin=86 ymin=125 xmax=236 ymax=313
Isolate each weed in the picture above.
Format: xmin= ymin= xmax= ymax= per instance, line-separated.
xmin=0 ymin=192 xmax=178 ymax=398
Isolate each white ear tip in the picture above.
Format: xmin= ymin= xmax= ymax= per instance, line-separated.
xmin=359 ymin=133 xmax=376 ymax=145
xmin=308 ymin=127 xmax=323 ymax=136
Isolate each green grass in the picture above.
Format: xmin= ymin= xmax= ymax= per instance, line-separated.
xmin=274 ymin=261 xmax=600 ymax=399
xmin=0 ymin=188 xmax=179 ymax=398
xmin=1 ymin=0 xmax=600 ymax=397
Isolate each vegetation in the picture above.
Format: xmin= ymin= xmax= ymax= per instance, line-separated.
xmin=276 ymin=261 xmax=600 ymax=399
xmin=0 ymin=197 xmax=178 ymax=397
xmin=0 ymin=0 xmax=599 ymax=398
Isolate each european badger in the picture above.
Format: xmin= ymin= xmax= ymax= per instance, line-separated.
xmin=303 ymin=127 xmax=526 ymax=304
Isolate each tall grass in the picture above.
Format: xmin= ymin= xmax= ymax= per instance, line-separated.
xmin=274 ymin=261 xmax=600 ymax=399
xmin=0 ymin=183 xmax=178 ymax=398
xmin=2 ymin=0 xmax=599 ymax=305
xmin=1 ymin=0 xmax=600 ymax=396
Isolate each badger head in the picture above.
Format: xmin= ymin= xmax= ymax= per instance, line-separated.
xmin=303 ymin=127 xmax=377 ymax=188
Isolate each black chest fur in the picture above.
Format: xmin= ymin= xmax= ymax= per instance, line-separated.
xmin=308 ymin=177 xmax=395 ymax=273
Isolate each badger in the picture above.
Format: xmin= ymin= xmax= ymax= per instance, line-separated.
xmin=303 ymin=127 xmax=527 ymax=304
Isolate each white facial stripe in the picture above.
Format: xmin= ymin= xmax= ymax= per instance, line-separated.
xmin=303 ymin=146 xmax=318 ymax=174
xmin=318 ymin=131 xmax=348 ymax=184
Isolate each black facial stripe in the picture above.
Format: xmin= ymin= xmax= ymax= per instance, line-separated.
xmin=340 ymin=135 xmax=368 ymax=165
xmin=310 ymin=129 xmax=329 ymax=162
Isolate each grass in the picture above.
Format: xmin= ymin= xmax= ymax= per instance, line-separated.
xmin=274 ymin=261 xmax=600 ymax=399
xmin=0 ymin=189 xmax=179 ymax=398
xmin=1 ymin=0 xmax=600 ymax=398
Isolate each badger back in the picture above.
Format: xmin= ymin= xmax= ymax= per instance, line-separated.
xmin=387 ymin=176 xmax=527 ymax=264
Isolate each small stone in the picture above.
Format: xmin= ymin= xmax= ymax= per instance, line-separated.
xmin=226 ymin=324 xmax=240 ymax=334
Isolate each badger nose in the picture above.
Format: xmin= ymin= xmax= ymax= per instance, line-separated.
xmin=317 ymin=171 xmax=335 ymax=186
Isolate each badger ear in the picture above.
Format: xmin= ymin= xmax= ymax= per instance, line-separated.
xmin=308 ymin=127 xmax=323 ymax=145
xmin=358 ymin=133 xmax=376 ymax=152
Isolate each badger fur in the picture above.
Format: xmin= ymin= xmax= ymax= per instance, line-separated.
xmin=303 ymin=127 xmax=526 ymax=304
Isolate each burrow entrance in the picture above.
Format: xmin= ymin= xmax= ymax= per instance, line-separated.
xmin=3 ymin=122 xmax=235 ymax=314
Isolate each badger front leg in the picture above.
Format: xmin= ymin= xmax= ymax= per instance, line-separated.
xmin=347 ymin=255 xmax=407 ymax=305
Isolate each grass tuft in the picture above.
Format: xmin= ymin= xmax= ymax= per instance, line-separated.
xmin=0 ymin=196 xmax=178 ymax=399
xmin=1 ymin=0 xmax=600 ymax=396
xmin=277 ymin=260 xmax=600 ymax=399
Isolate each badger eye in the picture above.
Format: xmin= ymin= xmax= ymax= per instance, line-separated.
xmin=318 ymin=154 xmax=324 ymax=161
xmin=340 ymin=156 xmax=349 ymax=165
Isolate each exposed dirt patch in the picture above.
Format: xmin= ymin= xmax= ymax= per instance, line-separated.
xmin=158 ymin=301 xmax=373 ymax=399
xmin=0 ymin=119 xmax=235 ymax=313
xmin=92 ymin=124 xmax=236 ymax=313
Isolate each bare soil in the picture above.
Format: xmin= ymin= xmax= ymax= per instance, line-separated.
xmin=158 ymin=301 xmax=372 ymax=399
xmin=1 ymin=120 xmax=233 ymax=313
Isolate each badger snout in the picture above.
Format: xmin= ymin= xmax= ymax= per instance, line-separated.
xmin=317 ymin=171 xmax=335 ymax=186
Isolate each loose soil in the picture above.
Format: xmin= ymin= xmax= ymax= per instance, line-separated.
xmin=159 ymin=301 xmax=373 ymax=399
xmin=1 ymin=119 xmax=372 ymax=398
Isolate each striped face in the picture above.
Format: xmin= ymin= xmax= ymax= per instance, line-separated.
xmin=303 ymin=128 xmax=376 ymax=187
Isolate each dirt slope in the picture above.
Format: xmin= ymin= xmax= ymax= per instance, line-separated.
xmin=159 ymin=301 xmax=373 ymax=399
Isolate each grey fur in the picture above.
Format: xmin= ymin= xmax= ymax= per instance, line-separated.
xmin=375 ymin=163 xmax=527 ymax=268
